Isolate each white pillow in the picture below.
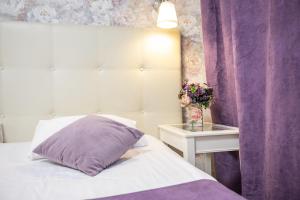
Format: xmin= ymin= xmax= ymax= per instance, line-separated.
xmin=29 ymin=114 xmax=147 ymax=160
xmin=96 ymin=115 xmax=147 ymax=147
xmin=100 ymin=114 xmax=148 ymax=147
xmin=99 ymin=114 xmax=136 ymax=128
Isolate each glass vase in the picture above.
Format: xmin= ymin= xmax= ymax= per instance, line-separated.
xmin=188 ymin=105 xmax=204 ymax=131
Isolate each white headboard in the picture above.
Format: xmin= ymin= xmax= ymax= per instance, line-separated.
xmin=0 ymin=21 xmax=182 ymax=142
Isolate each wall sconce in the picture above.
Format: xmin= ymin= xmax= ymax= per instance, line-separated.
xmin=156 ymin=0 xmax=178 ymax=29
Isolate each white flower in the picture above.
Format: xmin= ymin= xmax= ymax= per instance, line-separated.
xmin=179 ymin=15 xmax=196 ymax=31
xmin=111 ymin=0 xmax=155 ymax=27
xmin=112 ymin=7 xmax=136 ymax=26
xmin=0 ymin=0 xmax=24 ymax=17
xmin=175 ymin=0 xmax=200 ymax=14
xmin=51 ymin=0 xmax=85 ymax=10
xmin=91 ymin=13 xmax=112 ymax=26
xmin=90 ymin=0 xmax=113 ymax=13
xmin=111 ymin=0 xmax=123 ymax=7
xmin=59 ymin=10 xmax=90 ymax=25
xmin=182 ymin=39 xmax=203 ymax=79
xmin=178 ymin=15 xmax=201 ymax=41
xmin=52 ymin=0 xmax=89 ymax=24
xmin=89 ymin=0 xmax=114 ymax=25
xmin=181 ymin=94 xmax=191 ymax=107
xmin=27 ymin=5 xmax=58 ymax=23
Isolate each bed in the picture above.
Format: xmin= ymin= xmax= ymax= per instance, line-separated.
xmin=0 ymin=135 xmax=214 ymax=200
xmin=0 ymin=21 xmax=244 ymax=200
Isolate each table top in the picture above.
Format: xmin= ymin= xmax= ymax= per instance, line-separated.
xmin=159 ymin=123 xmax=239 ymax=138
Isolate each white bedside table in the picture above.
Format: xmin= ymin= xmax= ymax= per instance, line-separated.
xmin=158 ymin=123 xmax=239 ymax=175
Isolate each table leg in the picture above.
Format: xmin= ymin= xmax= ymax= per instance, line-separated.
xmin=182 ymin=138 xmax=196 ymax=166
xmin=196 ymin=153 xmax=212 ymax=175
xmin=203 ymin=153 xmax=212 ymax=175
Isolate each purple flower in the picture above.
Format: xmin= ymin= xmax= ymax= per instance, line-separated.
xmin=178 ymin=81 xmax=213 ymax=108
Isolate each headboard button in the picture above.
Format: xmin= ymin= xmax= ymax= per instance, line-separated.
xmin=49 ymin=112 xmax=56 ymax=118
xmin=139 ymin=67 xmax=144 ymax=71
xmin=49 ymin=66 xmax=56 ymax=71
xmin=97 ymin=66 xmax=103 ymax=71
xmin=0 ymin=66 xmax=4 ymax=71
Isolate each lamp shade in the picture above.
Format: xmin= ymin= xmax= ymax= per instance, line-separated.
xmin=157 ymin=1 xmax=178 ymax=29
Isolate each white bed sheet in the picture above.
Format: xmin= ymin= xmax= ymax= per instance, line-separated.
xmin=0 ymin=135 xmax=214 ymax=200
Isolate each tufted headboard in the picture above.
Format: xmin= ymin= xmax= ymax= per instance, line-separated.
xmin=0 ymin=21 xmax=182 ymax=142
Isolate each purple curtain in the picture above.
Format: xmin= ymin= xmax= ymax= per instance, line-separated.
xmin=201 ymin=0 xmax=300 ymax=199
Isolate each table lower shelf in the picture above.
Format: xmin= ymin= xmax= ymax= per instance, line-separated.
xmin=167 ymin=144 xmax=238 ymax=175
xmin=160 ymin=128 xmax=239 ymax=175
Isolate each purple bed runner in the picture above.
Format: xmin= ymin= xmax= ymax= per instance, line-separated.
xmin=93 ymin=179 xmax=245 ymax=200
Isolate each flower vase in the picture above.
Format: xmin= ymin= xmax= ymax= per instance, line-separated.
xmin=188 ymin=105 xmax=204 ymax=130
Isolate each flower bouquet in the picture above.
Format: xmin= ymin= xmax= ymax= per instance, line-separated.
xmin=178 ymin=80 xmax=213 ymax=128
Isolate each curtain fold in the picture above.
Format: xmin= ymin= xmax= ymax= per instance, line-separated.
xmin=201 ymin=0 xmax=300 ymax=199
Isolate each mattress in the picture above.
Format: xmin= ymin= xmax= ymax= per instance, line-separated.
xmin=0 ymin=135 xmax=214 ymax=200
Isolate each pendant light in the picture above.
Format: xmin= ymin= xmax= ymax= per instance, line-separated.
xmin=157 ymin=0 xmax=178 ymax=29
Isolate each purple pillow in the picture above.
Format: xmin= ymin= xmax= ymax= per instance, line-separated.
xmin=33 ymin=115 xmax=143 ymax=176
